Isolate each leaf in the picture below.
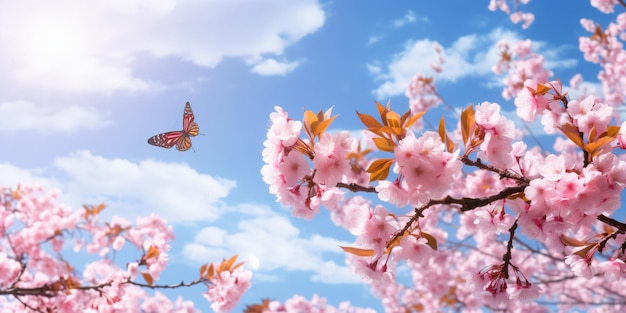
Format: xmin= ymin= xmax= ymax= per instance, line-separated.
xmin=84 ymin=203 xmax=107 ymax=219
xmin=315 ymin=117 xmax=336 ymax=138
xmin=372 ymin=137 xmax=396 ymax=152
xmin=206 ymin=264 xmax=215 ymax=279
xmin=535 ymin=83 xmax=552 ymax=95
xmin=404 ymin=111 xmax=425 ymax=129
xmin=142 ymin=272 xmax=154 ymax=286
xmin=303 ymin=110 xmax=318 ymax=138
xmin=145 ymin=245 xmax=160 ymax=260
xmin=586 ymin=136 xmax=616 ymax=157
xmin=607 ymin=125 xmax=620 ymax=137
xmin=385 ymin=111 xmax=402 ymax=128
xmin=560 ymin=235 xmax=586 ymax=247
xmin=200 ymin=264 xmax=208 ymax=278
xmin=438 ymin=117 xmax=447 ymax=143
xmin=223 ymin=254 xmax=239 ymax=271
xmin=231 ymin=262 xmax=246 ymax=272
xmin=420 ymin=232 xmax=438 ymax=250
xmin=340 ymin=246 xmax=375 ymax=257
xmin=558 ymin=124 xmax=584 ymax=148
xmin=244 ymin=299 xmax=273 ymax=313
xmin=438 ymin=117 xmax=455 ymax=152
xmin=10 ymin=184 xmax=23 ymax=200
xmin=375 ymin=101 xmax=388 ymax=119
xmin=460 ymin=105 xmax=475 ymax=145
xmin=356 ymin=111 xmax=382 ymax=130
xmin=366 ymin=158 xmax=393 ymax=181
xmin=589 ymin=125 xmax=598 ymax=143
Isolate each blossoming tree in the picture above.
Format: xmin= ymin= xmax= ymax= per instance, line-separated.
xmin=5 ymin=1 xmax=626 ymax=313
xmin=258 ymin=0 xmax=626 ymax=312
xmin=0 ymin=185 xmax=252 ymax=312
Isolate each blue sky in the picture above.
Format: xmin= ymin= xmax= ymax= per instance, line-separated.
xmin=0 ymin=1 xmax=617 ymax=311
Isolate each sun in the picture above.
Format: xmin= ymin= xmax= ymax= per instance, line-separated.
xmin=20 ymin=19 xmax=86 ymax=70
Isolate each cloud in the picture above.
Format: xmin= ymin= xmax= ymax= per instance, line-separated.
xmin=0 ymin=0 xmax=326 ymax=93
xmin=0 ymin=101 xmax=110 ymax=133
xmin=393 ymin=10 xmax=422 ymax=28
xmin=0 ymin=151 xmax=236 ymax=223
xmin=182 ymin=206 xmax=362 ymax=284
xmin=250 ymin=58 xmax=302 ymax=76
xmin=370 ymin=28 xmax=577 ymax=99
xmin=367 ymin=35 xmax=382 ymax=46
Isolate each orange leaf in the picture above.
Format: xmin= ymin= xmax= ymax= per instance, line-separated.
xmin=372 ymin=137 xmax=396 ymax=152
xmin=315 ymin=117 xmax=336 ymax=138
xmin=375 ymin=101 xmax=388 ymax=119
xmin=142 ymin=273 xmax=154 ymax=286
xmin=223 ymin=254 xmax=239 ymax=271
xmin=340 ymin=246 xmax=375 ymax=257
xmin=206 ymin=264 xmax=215 ymax=280
xmin=366 ymin=158 xmax=393 ymax=181
xmin=404 ymin=111 xmax=425 ymax=129
xmin=145 ymin=245 xmax=160 ymax=260
xmin=558 ymin=124 xmax=584 ymax=148
xmin=83 ymin=203 xmax=107 ymax=218
xmin=560 ymin=235 xmax=586 ymax=247
xmin=10 ymin=184 xmax=23 ymax=200
xmin=420 ymin=232 xmax=438 ymax=250
xmin=231 ymin=262 xmax=246 ymax=272
xmin=460 ymin=105 xmax=475 ymax=145
xmin=438 ymin=117 xmax=447 ymax=143
xmin=385 ymin=111 xmax=402 ymax=128
xmin=607 ymin=125 xmax=620 ymax=137
xmin=200 ymin=264 xmax=208 ymax=277
xmin=535 ymin=83 xmax=551 ymax=95
xmin=356 ymin=111 xmax=382 ymax=130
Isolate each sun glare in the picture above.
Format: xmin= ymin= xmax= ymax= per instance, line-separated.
xmin=20 ymin=19 xmax=86 ymax=70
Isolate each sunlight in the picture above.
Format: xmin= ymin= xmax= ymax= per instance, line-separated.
xmin=19 ymin=17 xmax=87 ymax=72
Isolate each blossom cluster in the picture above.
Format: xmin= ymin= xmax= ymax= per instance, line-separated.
xmin=0 ymin=185 xmax=251 ymax=312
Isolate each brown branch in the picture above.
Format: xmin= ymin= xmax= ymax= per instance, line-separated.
xmin=501 ymin=219 xmax=518 ymax=279
xmin=433 ymin=185 xmax=527 ymax=212
xmin=336 ymin=182 xmax=377 ymax=193
xmin=461 ymin=156 xmax=529 ymax=183
xmin=0 ymin=277 xmax=209 ymax=299
xmin=126 ymin=278 xmax=208 ymax=289
xmin=597 ymin=214 xmax=626 ymax=232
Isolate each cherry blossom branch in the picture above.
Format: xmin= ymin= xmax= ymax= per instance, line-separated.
xmin=618 ymin=0 xmax=626 ymax=9
xmin=501 ymin=219 xmax=518 ymax=279
xmin=386 ymin=207 xmax=426 ymax=251
xmin=597 ymin=214 xmax=626 ymax=232
xmin=126 ymin=278 xmax=209 ymax=289
xmin=336 ymin=182 xmax=377 ymax=193
xmin=0 ymin=277 xmax=209 ymax=298
xmin=433 ymin=185 xmax=527 ymax=212
xmin=461 ymin=156 xmax=529 ymax=183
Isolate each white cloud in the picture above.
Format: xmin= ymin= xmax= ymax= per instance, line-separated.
xmin=370 ymin=28 xmax=576 ymax=99
xmin=250 ymin=58 xmax=302 ymax=76
xmin=0 ymin=101 xmax=110 ymax=133
xmin=182 ymin=207 xmax=362 ymax=284
xmin=367 ymin=35 xmax=382 ymax=46
xmin=0 ymin=0 xmax=325 ymax=93
xmin=393 ymin=10 xmax=422 ymax=28
xmin=0 ymin=163 xmax=62 ymax=191
xmin=0 ymin=151 xmax=236 ymax=223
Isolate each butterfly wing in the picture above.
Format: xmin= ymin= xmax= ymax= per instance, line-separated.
xmin=147 ymin=131 xmax=186 ymax=149
xmin=175 ymin=135 xmax=193 ymax=151
xmin=182 ymin=102 xmax=197 ymax=135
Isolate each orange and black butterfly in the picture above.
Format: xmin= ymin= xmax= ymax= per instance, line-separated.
xmin=148 ymin=102 xmax=199 ymax=151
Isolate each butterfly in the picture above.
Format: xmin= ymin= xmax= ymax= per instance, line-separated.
xmin=147 ymin=102 xmax=199 ymax=151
